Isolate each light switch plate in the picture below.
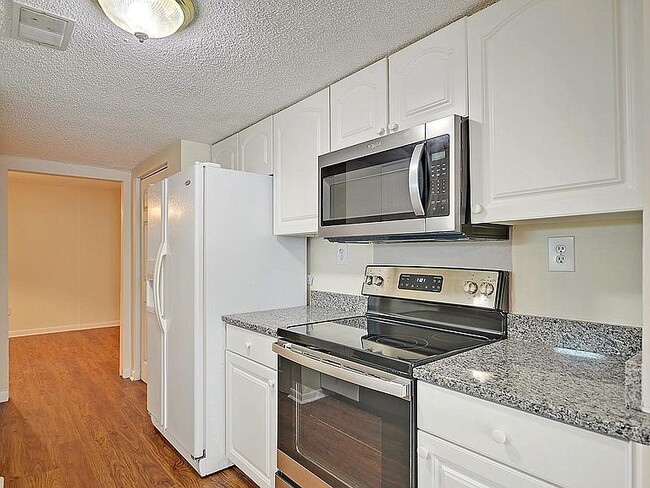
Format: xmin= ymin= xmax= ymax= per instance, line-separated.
xmin=548 ymin=236 xmax=575 ymax=272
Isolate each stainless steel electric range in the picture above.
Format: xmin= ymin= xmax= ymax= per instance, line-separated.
xmin=273 ymin=266 xmax=508 ymax=488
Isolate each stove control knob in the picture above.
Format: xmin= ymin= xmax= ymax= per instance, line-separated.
xmin=373 ymin=276 xmax=384 ymax=286
xmin=479 ymin=282 xmax=495 ymax=296
xmin=463 ymin=281 xmax=478 ymax=295
xmin=365 ymin=275 xmax=374 ymax=285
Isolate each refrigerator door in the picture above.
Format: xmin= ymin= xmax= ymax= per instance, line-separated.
xmin=146 ymin=180 xmax=166 ymax=428
xmin=164 ymin=165 xmax=205 ymax=458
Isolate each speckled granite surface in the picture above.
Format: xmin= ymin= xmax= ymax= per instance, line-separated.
xmin=414 ymin=339 xmax=650 ymax=444
xmin=310 ymin=290 xmax=367 ymax=315
xmin=508 ymin=313 xmax=642 ymax=357
xmin=626 ymin=352 xmax=643 ymax=411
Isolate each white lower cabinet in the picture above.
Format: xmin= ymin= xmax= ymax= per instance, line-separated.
xmin=417 ymin=383 xmax=632 ymax=488
xmin=226 ymin=326 xmax=277 ymax=488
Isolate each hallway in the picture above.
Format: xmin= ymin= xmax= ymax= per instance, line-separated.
xmin=0 ymin=327 xmax=256 ymax=487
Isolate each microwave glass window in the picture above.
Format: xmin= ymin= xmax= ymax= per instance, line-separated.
xmin=321 ymin=143 xmax=424 ymax=225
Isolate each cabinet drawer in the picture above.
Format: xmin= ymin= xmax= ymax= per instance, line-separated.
xmin=417 ymin=383 xmax=629 ymax=488
xmin=226 ymin=324 xmax=277 ymax=370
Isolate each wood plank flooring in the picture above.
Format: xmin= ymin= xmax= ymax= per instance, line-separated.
xmin=0 ymin=327 xmax=257 ymax=487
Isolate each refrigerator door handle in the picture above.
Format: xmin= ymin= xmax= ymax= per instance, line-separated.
xmin=153 ymin=241 xmax=168 ymax=333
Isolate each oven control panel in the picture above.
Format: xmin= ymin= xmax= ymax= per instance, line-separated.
xmin=362 ymin=266 xmax=507 ymax=310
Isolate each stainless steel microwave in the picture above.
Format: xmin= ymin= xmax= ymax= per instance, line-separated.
xmin=318 ymin=115 xmax=508 ymax=242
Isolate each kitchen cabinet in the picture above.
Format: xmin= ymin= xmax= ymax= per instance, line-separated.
xmin=330 ymin=19 xmax=467 ymax=151
xmin=388 ymin=18 xmax=468 ymax=133
xmin=417 ymin=383 xmax=631 ymax=488
xmin=273 ymin=88 xmax=330 ymax=235
xmin=330 ymin=59 xmax=388 ymax=150
xmin=467 ymin=0 xmax=643 ymax=223
xmin=239 ymin=116 xmax=273 ymax=175
xmin=211 ymin=133 xmax=238 ymax=170
xmin=226 ymin=325 xmax=277 ymax=488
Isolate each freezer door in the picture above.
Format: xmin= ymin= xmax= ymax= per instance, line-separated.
xmin=164 ymin=165 xmax=205 ymax=458
xmin=146 ymin=180 xmax=166 ymax=428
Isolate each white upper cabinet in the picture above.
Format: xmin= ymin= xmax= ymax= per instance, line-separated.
xmin=273 ymin=88 xmax=330 ymax=236
xmin=468 ymin=0 xmax=643 ymax=223
xmin=211 ymin=133 xmax=238 ymax=170
xmin=330 ymin=59 xmax=388 ymax=151
xmin=388 ymin=18 xmax=468 ymax=133
xmin=239 ymin=116 xmax=273 ymax=175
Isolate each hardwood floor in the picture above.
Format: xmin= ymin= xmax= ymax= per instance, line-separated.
xmin=0 ymin=327 xmax=258 ymax=487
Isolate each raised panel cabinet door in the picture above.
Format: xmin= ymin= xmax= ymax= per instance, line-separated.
xmin=211 ymin=133 xmax=238 ymax=170
xmin=468 ymin=0 xmax=643 ymax=223
xmin=330 ymin=59 xmax=389 ymax=150
xmin=273 ymin=88 xmax=330 ymax=235
xmin=417 ymin=431 xmax=558 ymax=488
xmin=226 ymin=351 xmax=277 ymax=488
xmin=388 ymin=18 xmax=468 ymax=133
xmin=239 ymin=116 xmax=273 ymax=175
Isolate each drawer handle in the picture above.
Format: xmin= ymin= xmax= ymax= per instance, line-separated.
xmin=244 ymin=341 xmax=252 ymax=351
xmin=491 ymin=429 xmax=508 ymax=445
xmin=416 ymin=447 xmax=430 ymax=459
xmin=268 ymin=379 xmax=276 ymax=388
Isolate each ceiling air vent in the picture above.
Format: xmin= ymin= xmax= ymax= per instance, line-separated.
xmin=11 ymin=1 xmax=76 ymax=50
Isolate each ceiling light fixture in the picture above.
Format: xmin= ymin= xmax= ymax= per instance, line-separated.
xmin=96 ymin=0 xmax=195 ymax=42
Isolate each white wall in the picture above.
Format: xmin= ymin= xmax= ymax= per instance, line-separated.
xmin=0 ymin=155 xmax=132 ymax=402
xmin=308 ymin=214 xmax=642 ymax=327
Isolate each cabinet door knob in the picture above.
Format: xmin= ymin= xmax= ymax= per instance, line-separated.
xmin=244 ymin=341 xmax=252 ymax=350
xmin=377 ymin=127 xmax=386 ymax=136
xmin=416 ymin=446 xmax=430 ymax=459
xmin=491 ymin=429 xmax=508 ymax=445
xmin=471 ymin=204 xmax=484 ymax=215
xmin=268 ymin=379 xmax=276 ymax=388
xmin=388 ymin=123 xmax=399 ymax=132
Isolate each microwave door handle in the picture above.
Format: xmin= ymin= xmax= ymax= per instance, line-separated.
xmin=408 ymin=143 xmax=426 ymax=216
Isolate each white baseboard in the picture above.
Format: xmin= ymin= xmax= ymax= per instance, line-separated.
xmin=9 ymin=321 xmax=119 ymax=338
xmin=0 ymin=389 xmax=8 ymax=402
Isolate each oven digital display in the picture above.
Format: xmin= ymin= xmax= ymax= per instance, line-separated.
xmin=398 ymin=274 xmax=443 ymax=292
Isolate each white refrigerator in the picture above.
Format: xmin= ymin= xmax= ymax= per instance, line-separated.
xmin=146 ymin=163 xmax=306 ymax=476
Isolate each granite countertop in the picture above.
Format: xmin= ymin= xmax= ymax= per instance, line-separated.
xmin=223 ymin=305 xmax=363 ymax=337
xmin=414 ymin=337 xmax=650 ymax=445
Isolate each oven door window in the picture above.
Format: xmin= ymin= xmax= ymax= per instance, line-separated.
xmin=278 ymin=356 xmax=411 ymax=488
xmin=320 ymin=143 xmax=426 ymax=226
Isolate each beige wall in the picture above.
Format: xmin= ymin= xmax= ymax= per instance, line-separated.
xmin=308 ymin=214 xmax=643 ymax=327
xmin=8 ymin=172 xmax=121 ymax=336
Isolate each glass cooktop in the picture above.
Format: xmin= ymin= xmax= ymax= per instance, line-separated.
xmin=278 ymin=316 xmax=496 ymax=377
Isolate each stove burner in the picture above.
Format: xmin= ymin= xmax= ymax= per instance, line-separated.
xmin=371 ymin=335 xmax=429 ymax=351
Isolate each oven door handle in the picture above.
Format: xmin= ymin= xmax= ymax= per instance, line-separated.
xmin=273 ymin=342 xmax=411 ymax=400
xmin=408 ymin=142 xmax=426 ymax=216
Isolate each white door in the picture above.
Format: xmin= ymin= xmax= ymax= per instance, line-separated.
xmin=211 ymin=134 xmax=238 ymax=170
xmin=467 ymin=0 xmax=643 ymax=223
xmin=417 ymin=431 xmax=558 ymax=488
xmin=226 ymin=351 xmax=277 ymax=488
xmin=239 ymin=116 xmax=273 ymax=175
xmin=164 ymin=165 xmax=205 ymax=458
xmin=388 ymin=18 xmax=468 ymax=133
xmin=330 ymin=59 xmax=388 ymax=150
xmin=273 ymin=88 xmax=330 ymax=235
xmin=146 ymin=180 xmax=166 ymax=427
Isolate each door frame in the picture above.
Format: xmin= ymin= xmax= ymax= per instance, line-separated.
xmin=0 ymin=155 xmax=133 ymax=401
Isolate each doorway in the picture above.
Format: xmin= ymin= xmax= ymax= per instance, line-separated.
xmin=7 ymin=171 xmax=122 ymax=339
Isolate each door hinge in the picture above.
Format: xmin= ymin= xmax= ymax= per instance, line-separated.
xmin=191 ymin=449 xmax=206 ymax=461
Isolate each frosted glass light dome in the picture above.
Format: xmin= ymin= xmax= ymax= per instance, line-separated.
xmin=97 ymin=0 xmax=195 ymax=41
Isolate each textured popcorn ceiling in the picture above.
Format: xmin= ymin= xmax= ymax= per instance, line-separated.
xmin=0 ymin=0 xmax=496 ymax=170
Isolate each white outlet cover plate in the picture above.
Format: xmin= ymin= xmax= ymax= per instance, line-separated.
xmin=336 ymin=244 xmax=348 ymax=265
xmin=548 ymin=236 xmax=575 ymax=272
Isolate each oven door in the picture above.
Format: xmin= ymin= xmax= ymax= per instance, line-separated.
xmin=274 ymin=342 xmax=414 ymax=488
xmin=318 ymin=125 xmax=429 ymax=239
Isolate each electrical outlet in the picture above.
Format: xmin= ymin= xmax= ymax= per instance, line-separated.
xmin=548 ymin=236 xmax=575 ymax=272
xmin=336 ymin=244 xmax=348 ymax=265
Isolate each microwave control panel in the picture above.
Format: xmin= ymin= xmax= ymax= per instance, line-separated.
xmin=425 ymin=134 xmax=450 ymax=217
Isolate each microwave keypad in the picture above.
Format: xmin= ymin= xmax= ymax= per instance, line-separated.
xmin=428 ymin=150 xmax=449 ymax=217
